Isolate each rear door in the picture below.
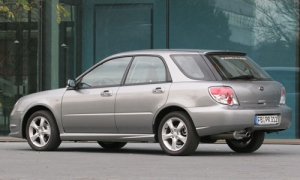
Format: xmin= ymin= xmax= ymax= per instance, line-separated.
xmin=115 ymin=56 xmax=171 ymax=134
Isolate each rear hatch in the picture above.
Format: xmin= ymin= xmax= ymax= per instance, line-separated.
xmin=205 ymin=52 xmax=283 ymax=108
xmin=222 ymin=81 xmax=281 ymax=108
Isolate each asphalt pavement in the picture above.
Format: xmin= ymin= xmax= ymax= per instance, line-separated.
xmin=0 ymin=142 xmax=299 ymax=180
xmin=1 ymin=137 xmax=300 ymax=144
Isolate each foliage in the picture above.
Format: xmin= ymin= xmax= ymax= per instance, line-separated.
xmin=56 ymin=3 xmax=70 ymax=23
xmin=245 ymin=0 xmax=299 ymax=47
xmin=0 ymin=0 xmax=69 ymax=23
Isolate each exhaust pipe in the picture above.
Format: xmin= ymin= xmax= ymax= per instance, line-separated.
xmin=234 ymin=131 xmax=251 ymax=139
xmin=210 ymin=130 xmax=251 ymax=140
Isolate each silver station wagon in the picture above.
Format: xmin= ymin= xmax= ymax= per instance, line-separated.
xmin=10 ymin=49 xmax=292 ymax=156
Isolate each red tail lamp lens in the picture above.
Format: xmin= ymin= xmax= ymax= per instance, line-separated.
xmin=209 ymin=87 xmax=238 ymax=105
xmin=279 ymin=87 xmax=286 ymax=105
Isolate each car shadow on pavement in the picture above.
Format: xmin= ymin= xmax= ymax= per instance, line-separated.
xmin=9 ymin=143 xmax=287 ymax=157
xmin=56 ymin=147 xmax=166 ymax=155
xmin=53 ymin=147 xmax=278 ymax=157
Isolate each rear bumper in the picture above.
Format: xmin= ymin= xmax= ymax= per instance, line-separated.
xmin=186 ymin=105 xmax=292 ymax=137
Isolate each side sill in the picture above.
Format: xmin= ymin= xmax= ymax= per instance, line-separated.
xmin=60 ymin=133 xmax=155 ymax=142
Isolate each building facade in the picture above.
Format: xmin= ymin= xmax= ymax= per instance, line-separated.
xmin=0 ymin=0 xmax=299 ymax=138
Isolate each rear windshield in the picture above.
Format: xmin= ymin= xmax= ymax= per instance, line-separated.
xmin=207 ymin=54 xmax=272 ymax=81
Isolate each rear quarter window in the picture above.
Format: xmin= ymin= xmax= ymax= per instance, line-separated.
xmin=171 ymin=54 xmax=215 ymax=80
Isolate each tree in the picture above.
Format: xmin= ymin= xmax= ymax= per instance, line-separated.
xmin=242 ymin=0 xmax=299 ymax=67
xmin=0 ymin=0 xmax=69 ymax=23
xmin=244 ymin=0 xmax=298 ymax=48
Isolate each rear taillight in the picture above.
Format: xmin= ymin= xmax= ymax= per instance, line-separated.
xmin=209 ymin=87 xmax=239 ymax=106
xmin=279 ymin=87 xmax=286 ymax=105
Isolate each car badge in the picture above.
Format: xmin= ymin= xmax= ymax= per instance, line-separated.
xmin=258 ymin=86 xmax=264 ymax=91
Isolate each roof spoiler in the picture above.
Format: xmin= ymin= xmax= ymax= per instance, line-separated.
xmin=203 ymin=51 xmax=246 ymax=56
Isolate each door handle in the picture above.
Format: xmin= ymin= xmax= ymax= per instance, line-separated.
xmin=153 ymin=87 xmax=165 ymax=94
xmin=101 ymin=90 xmax=113 ymax=97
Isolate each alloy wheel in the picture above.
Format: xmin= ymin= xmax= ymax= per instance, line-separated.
xmin=161 ymin=117 xmax=188 ymax=151
xmin=28 ymin=116 xmax=51 ymax=147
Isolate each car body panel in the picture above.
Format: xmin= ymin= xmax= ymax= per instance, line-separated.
xmin=165 ymin=81 xmax=222 ymax=108
xmin=262 ymin=67 xmax=299 ymax=138
xmin=187 ymin=104 xmax=291 ymax=136
xmin=115 ymin=83 xmax=171 ymax=134
xmin=9 ymin=49 xmax=292 ymax=143
xmin=60 ymin=133 xmax=155 ymax=142
xmin=61 ymin=87 xmax=120 ymax=133
xmin=9 ymin=88 xmax=66 ymax=138
xmin=222 ymin=81 xmax=282 ymax=108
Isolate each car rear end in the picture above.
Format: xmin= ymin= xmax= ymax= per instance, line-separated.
xmin=168 ymin=51 xmax=292 ymax=138
xmin=205 ymin=52 xmax=291 ymax=129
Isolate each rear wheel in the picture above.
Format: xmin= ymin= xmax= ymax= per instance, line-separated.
xmin=26 ymin=110 xmax=61 ymax=151
xmin=226 ymin=131 xmax=265 ymax=153
xmin=97 ymin=142 xmax=127 ymax=149
xmin=158 ymin=111 xmax=199 ymax=156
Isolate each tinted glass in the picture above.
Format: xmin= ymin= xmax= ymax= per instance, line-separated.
xmin=171 ymin=55 xmax=214 ymax=80
xmin=80 ymin=57 xmax=131 ymax=87
xmin=125 ymin=56 xmax=166 ymax=84
xmin=208 ymin=55 xmax=272 ymax=81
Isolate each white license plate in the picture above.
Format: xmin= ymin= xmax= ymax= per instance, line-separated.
xmin=255 ymin=115 xmax=279 ymax=125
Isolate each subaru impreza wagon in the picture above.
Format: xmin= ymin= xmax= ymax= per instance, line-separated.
xmin=10 ymin=49 xmax=292 ymax=156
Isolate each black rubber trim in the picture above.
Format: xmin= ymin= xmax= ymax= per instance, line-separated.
xmin=201 ymin=54 xmax=223 ymax=81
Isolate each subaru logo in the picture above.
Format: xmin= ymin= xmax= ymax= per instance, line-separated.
xmin=258 ymin=86 xmax=264 ymax=91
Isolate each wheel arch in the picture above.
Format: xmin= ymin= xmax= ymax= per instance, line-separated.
xmin=153 ymin=105 xmax=192 ymax=142
xmin=21 ymin=105 xmax=55 ymax=139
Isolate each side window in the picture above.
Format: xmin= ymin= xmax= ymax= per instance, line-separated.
xmin=80 ymin=57 xmax=131 ymax=88
xmin=172 ymin=55 xmax=205 ymax=79
xmin=125 ymin=56 xmax=167 ymax=84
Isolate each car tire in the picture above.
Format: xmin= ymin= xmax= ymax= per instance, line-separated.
xmin=226 ymin=131 xmax=265 ymax=153
xmin=158 ymin=111 xmax=199 ymax=156
xmin=26 ymin=110 xmax=61 ymax=151
xmin=97 ymin=142 xmax=127 ymax=149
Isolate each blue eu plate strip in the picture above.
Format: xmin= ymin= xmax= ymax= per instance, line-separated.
xmin=254 ymin=116 xmax=259 ymax=125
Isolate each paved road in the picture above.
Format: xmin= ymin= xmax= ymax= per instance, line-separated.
xmin=0 ymin=142 xmax=299 ymax=180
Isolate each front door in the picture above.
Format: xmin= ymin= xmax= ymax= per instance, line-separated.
xmin=61 ymin=57 xmax=132 ymax=133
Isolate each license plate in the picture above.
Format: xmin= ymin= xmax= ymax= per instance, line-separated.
xmin=255 ymin=115 xmax=279 ymax=125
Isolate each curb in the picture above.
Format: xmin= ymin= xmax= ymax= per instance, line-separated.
xmin=0 ymin=137 xmax=26 ymax=142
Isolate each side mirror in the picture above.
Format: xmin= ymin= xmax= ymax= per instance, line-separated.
xmin=67 ymin=79 xmax=76 ymax=89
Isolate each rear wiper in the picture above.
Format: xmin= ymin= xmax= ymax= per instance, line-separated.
xmin=228 ymin=75 xmax=255 ymax=80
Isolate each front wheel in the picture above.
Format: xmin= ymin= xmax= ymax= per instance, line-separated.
xmin=26 ymin=110 xmax=61 ymax=151
xmin=158 ymin=111 xmax=199 ymax=156
xmin=97 ymin=142 xmax=127 ymax=149
xmin=226 ymin=131 xmax=265 ymax=153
